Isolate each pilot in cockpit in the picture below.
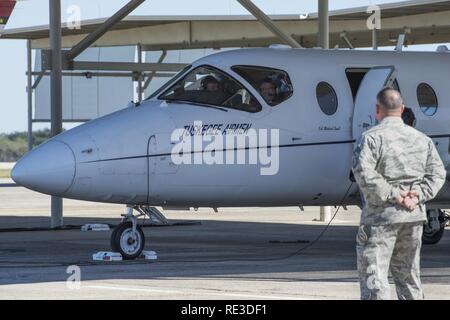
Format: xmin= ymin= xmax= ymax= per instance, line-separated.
xmin=201 ymin=75 xmax=220 ymax=92
xmin=198 ymin=75 xmax=227 ymax=105
xmin=259 ymin=78 xmax=279 ymax=105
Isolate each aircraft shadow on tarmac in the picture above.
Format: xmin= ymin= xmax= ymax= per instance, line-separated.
xmin=0 ymin=216 xmax=448 ymax=286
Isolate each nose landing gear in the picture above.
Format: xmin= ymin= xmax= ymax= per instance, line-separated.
xmin=110 ymin=205 xmax=169 ymax=259
xmin=110 ymin=220 xmax=145 ymax=260
xmin=423 ymin=209 xmax=449 ymax=245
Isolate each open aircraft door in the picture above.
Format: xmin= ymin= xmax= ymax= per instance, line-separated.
xmin=352 ymin=66 xmax=397 ymax=140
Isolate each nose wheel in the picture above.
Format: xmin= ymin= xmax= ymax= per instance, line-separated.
xmin=110 ymin=205 xmax=170 ymax=259
xmin=423 ymin=209 xmax=449 ymax=245
xmin=110 ymin=221 xmax=145 ymax=260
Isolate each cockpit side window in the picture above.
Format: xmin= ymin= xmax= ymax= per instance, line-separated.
xmin=147 ymin=64 xmax=192 ymax=100
xmin=158 ymin=65 xmax=262 ymax=113
xmin=231 ymin=65 xmax=293 ymax=106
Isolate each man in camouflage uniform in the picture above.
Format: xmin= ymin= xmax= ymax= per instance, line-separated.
xmin=352 ymin=88 xmax=446 ymax=300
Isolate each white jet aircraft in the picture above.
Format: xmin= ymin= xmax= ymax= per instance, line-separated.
xmin=12 ymin=48 xmax=450 ymax=259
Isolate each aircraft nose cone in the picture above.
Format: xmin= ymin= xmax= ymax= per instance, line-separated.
xmin=12 ymin=140 xmax=75 ymax=196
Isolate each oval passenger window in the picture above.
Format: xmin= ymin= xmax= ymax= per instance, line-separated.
xmin=417 ymin=83 xmax=438 ymax=116
xmin=316 ymin=82 xmax=338 ymax=115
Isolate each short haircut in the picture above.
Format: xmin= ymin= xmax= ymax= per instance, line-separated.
xmin=376 ymin=87 xmax=403 ymax=111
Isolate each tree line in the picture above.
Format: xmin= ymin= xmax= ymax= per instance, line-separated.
xmin=0 ymin=129 xmax=51 ymax=162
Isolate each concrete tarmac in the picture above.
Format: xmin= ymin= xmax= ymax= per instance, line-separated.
xmin=0 ymin=183 xmax=449 ymax=300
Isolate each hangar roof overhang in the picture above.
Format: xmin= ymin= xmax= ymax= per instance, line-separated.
xmin=3 ymin=0 xmax=450 ymax=50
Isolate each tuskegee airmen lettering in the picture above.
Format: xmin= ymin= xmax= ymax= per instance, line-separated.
xmin=183 ymin=123 xmax=252 ymax=136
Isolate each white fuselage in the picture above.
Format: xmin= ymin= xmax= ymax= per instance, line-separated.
xmin=12 ymin=48 xmax=450 ymax=208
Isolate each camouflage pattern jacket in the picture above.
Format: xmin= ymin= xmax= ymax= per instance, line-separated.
xmin=352 ymin=116 xmax=446 ymax=225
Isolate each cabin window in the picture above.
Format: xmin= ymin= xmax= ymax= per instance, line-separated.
xmin=158 ymin=65 xmax=262 ymax=113
xmin=316 ymin=82 xmax=338 ymax=115
xmin=417 ymin=83 xmax=438 ymax=116
xmin=231 ymin=65 xmax=293 ymax=106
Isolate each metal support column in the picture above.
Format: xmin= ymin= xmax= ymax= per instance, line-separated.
xmin=26 ymin=40 xmax=33 ymax=151
xmin=320 ymin=206 xmax=331 ymax=223
xmin=318 ymin=0 xmax=329 ymax=49
xmin=49 ymin=0 xmax=63 ymax=228
xmin=318 ymin=0 xmax=331 ymax=222
xmin=372 ymin=28 xmax=378 ymax=50
xmin=137 ymin=44 xmax=143 ymax=102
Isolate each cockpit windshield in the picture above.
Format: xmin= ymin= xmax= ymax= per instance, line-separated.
xmin=158 ymin=65 xmax=262 ymax=113
xmin=147 ymin=65 xmax=192 ymax=100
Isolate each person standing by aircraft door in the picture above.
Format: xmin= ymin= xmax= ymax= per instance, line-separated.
xmin=352 ymin=88 xmax=446 ymax=300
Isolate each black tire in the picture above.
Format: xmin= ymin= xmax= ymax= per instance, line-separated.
xmin=423 ymin=224 xmax=445 ymax=245
xmin=111 ymin=221 xmax=145 ymax=260
xmin=110 ymin=226 xmax=120 ymax=252
xmin=423 ymin=209 xmax=447 ymax=245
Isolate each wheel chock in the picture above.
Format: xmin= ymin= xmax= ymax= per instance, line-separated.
xmin=141 ymin=250 xmax=158 ymax=260
xmin=92 ymin=251 xmax=157 ymax=262
xmin=81 ymin=224 xmax=110 ymax=231
xmin=92 ymin=251 xmax=123 ymax=261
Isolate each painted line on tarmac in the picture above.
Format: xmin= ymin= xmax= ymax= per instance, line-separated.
xmin=85 ymin=285 xmax=308 ymax=300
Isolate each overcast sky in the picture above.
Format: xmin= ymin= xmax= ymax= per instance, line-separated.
xmin=0 ymin=0 xmax=439 ymax=133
